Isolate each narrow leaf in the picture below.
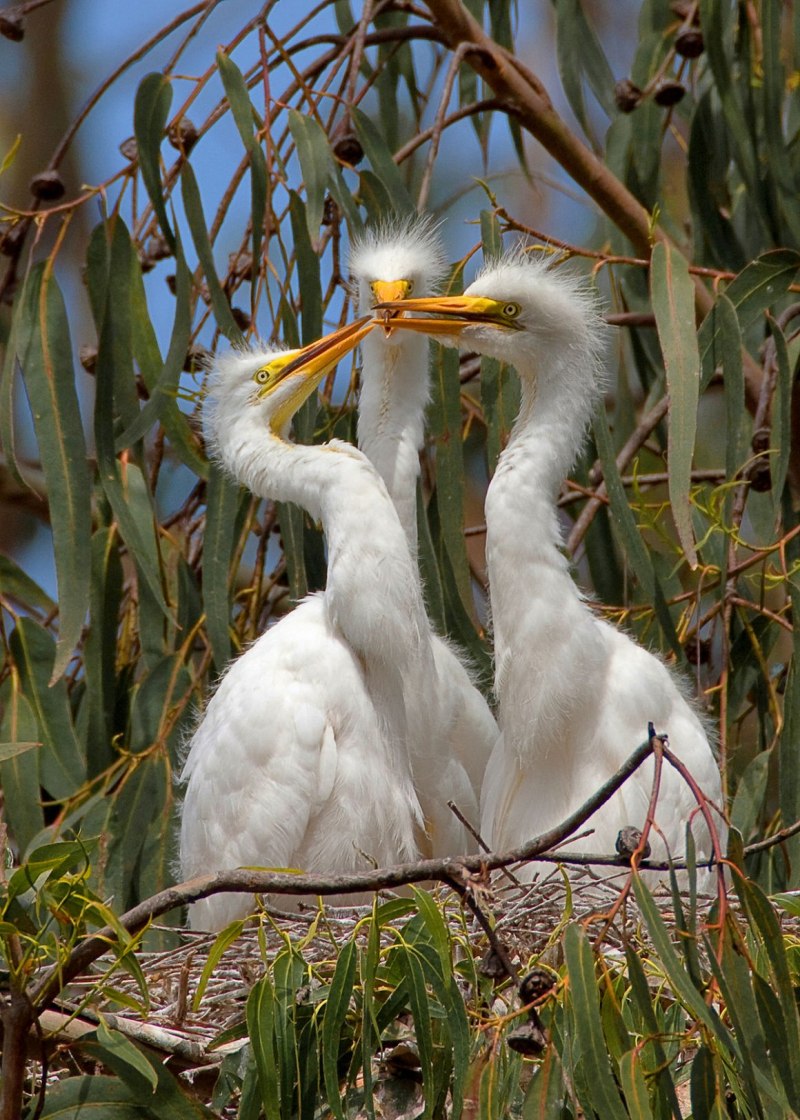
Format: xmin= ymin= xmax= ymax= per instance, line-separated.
xmin=322 ymin=938 xmax=357 ymax=1120
xmin=10 ymin=618 xmax=85 ymax=799
xmin=288 ymin=111 xmax=332 ymax=250
xmin=133 ymin=72 xmax=175 ymax=249
xmin=651 ymin=241 xmax=699 ymax=568
xmin=16 ymin=263 xmax=92 ymax=680
xmin=181 ymin=161 xmax=243 ymax=343
xmin=352 ymin=107 xmax=413 ymax=213
xmin=203 ymin=465 xmax=243 ymax=670
xmin=699 ymin=250 xmax=800 ymax=389
xmin=592 ymin=406 xmax=684 ymax=659
xmin=563 ymin=924 xmax=628 ymax=1120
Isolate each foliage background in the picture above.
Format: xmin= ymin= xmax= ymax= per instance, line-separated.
xmin=1 ymin=0 xmax=800 ymax=1116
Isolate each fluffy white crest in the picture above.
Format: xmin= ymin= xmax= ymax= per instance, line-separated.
xmin=348 ymin=213 xmax=447 ymax=308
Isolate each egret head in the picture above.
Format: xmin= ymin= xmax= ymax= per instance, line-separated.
xmin=348 ymin=215 xmax=447 ymax=345
xmin=373 ymin=251 xmax=608 ymax=397
xmin=204 ymin=318 xmax=373 ymax=452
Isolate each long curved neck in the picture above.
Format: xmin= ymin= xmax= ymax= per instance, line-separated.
xmin=357 ymin=331 xmax=430 ymax=553
xmin=485 ymin=359 xmax=596 ymax=666
xmin=215 ymin=412 xmax=428 ymax=667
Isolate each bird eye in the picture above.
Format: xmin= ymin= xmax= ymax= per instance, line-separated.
xmin=254 ymin=368 xmax=270 ymax=384
xmin=503 ymin=302 xmax=521 ymax=318
xmin=406 ymin=279 xmax=414 ymax=293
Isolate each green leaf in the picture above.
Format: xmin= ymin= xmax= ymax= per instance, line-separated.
xmin=714 ymin=294 xmax=744 ymax=518
xmin=555 ymin=0 xmax=615 ymax=147
xmin=352 ymin=107 xmax=413 ymax=213
xmin=697 ymin=0 xmax=770 ymax=240
xmin=428 ymin=344 xmax=473 ymax=619
xmin=15 ymin=263 xmax=92 ymax=681
xmin=624 ymin=943 xmax=683 ymax=1117
xmin=181 ymin=162 xmax=243 ymax=343
xmin=322 ymin=937 xmax=356 ymax=1120
xmin=563 ymin=924 xmax=628 ymax=1120
xmin=194 ymin=919 xmax=246 ymax=1010
xmin=0 ymin=740 xmax=38 ymax=763
xmin=216 ymin=49 xmax=267 ymax=271
xmin=770 ymin=316 xmax=792 ymax=513
xmin=632 ymin=874 xmax=733 ymax=1051
xmin=247 ymin=974 xmax=281 ymax=1118
xmin=705 ymin=934 xmax=771 ymax=1115
xmin=10 ymin=617 xmax=85 ymax=799
xmin=84 ymin=526 xmax=124 ymax=776
xmin=203 ymin=465 xmax=243 ymax=670
xmin=288 ymin=111 xmax=332 ymax=250
xmin=94 ymin=1018 xmax=159 ymax=1093
xmin=591 ymin=406 xmax=683 ymax=659
xmin=117 ymin=235 xmax=205 ymax=477
xmin=399 ymin=943 xmax=435 ymax=1117
xmin=618 ymin=1049 xmax=654 ymax=1120
xmin=761 ymin=1 xmax=800 ymax=243
xmin=0 ymin=682 xmax=43 ymax=853
xmin=736 ymin=876 xmax=800 ymax=1107
xmin=699 ymin=251 xmax=800 ymax=389
xmin=133 ymin=72 xmax=175 ymax=250
xmin=7 ymin=839 xmax=89 ymax=899
xmin=288 ymin=191 xmax=322 ymax=344
xmin=651 ymin=241 xmax=699 ymax=567
xmin=92 ymin=227 xmax=172 ymax=624
xmin=690 ymin=1045 xmax=724 ymax=1120
xmin=0 ymin=553 xmax=56 ymax=615
xmin=327 ymin=160 xmax=364 ymax=235
xmin=521 ymin=1045 xmax=565 ymax=1118
xmin=36 ymin=1075 xmax=151 ymax=1118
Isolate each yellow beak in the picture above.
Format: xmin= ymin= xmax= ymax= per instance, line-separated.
xmin=260 ymin=315 xmax=375 ymax=390
xmin=371 ymin=279 xmax=413 ymax=306
xmin=372 ymin=295 xmax=521 ymax=335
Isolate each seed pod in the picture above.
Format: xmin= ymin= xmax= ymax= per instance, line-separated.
xmin=506 ymin=1021 xmax=546 ymax=1056
xmin=80 ymin=345 xmax=98 ymax=375
xmin=168 ymin=117 xmax=199 ymax=155
xmin=654 ymin=79 xmax=686 ymax=107
xmin=231 ymin=307 xmax=252 ymax=331
xmin=333 ymin=132 xmax=364 ymax=166
xmin=676 ymin=28 xmax=704 ymax=57
xmin=614 ymin=79 xmax=643 ymax=113
xmin=119 ymin=137 xmax=138 ymax=161
xmin=615 ymin=826 xmax=652 ymax=861
xmin=0 ymin=11 xmax=24 ymax=40
xmin=518 ymin=968 xmax=556 ymax=1006
xmin=0 ymin=222 xmax=26 ymax=257
xmin=685 ymin=637 xmax=712 ymax=666
xmin=145 ymin=234 xmax=172 ymax=263
xmin=322 ymin=195 xmax=339 ymax=227
xmin=479 ymin=946 xmax=510 ymax=980
xmin=184 ymin=343 xmax=210 ymax=372
xmin=748 ymin=427 xmax=772 ymax=492
xmin=30 ymin=170 xmax=66 ymax=201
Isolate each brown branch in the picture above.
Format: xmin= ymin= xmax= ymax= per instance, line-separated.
xmin=566 ymin=395 xmax=670 ymax=556
xmin=421 ymin=0 xmax=764 ymax=409
xmin=31 ymin=737 xmax=657 ymax=1010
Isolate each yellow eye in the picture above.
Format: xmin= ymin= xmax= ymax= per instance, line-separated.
xmin=503 ymin=302 xmax=521 ymax=318
xmin=406 ymin=279 xmax=414 ymax=293
xmin=254 ymin=367 xmax=270 ymax=384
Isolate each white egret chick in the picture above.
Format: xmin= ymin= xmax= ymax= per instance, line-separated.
xmin=348 ymin=218 xmax=499 ymax=853
xmin=179 ymin=320 xmax=430 ymax=930
xmin=376 ymin=253 xmax=725 ymax=878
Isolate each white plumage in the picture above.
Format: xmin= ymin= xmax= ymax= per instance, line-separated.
xmin=179 ymin=330 xmax=429 ymax=929
xmin=348 ymin=217 xmax=499 ymax=852
xmin=377 ymin=252 xmax=726 ymax=879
